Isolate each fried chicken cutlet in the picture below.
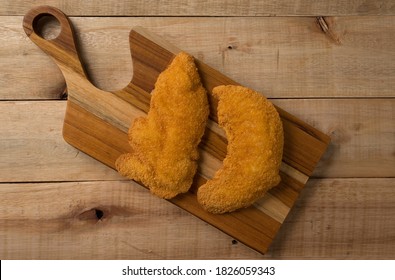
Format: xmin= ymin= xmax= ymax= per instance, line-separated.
xmin=116 ymin=52 xmax=209 ymax=199
xmin=197 ymin=85 xmax=283 ymax=214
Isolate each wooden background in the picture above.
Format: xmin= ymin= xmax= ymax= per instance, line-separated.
xmin=1 ymin=0 xmax=394 ymax=259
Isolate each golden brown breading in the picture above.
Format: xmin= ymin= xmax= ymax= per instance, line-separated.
xmin=197 ymin=85 xmax=283 ymax=214
xmin=115 ymin=52 xmax=209 ymax=199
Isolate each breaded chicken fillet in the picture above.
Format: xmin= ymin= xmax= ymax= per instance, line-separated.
xmin=197 ymin=85 xmax=283 ymax=214
xmin=116 ymin=52 xmax=209 ymax=199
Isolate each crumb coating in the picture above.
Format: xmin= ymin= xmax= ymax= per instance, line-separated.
xmin=197 ymin=85 xmax=283 ymax=213
xmin=116 ymin=52 xmax=209 ymax=199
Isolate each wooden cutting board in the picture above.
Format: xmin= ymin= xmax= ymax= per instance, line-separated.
xmin=23 ymin=6 xmax=330 ymax=255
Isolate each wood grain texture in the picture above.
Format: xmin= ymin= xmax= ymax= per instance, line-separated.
xmin=2 ymin=16 xmax=395 ymax=99
xmin=0 ymin=101 xmax=123 ymax=182
xmin=20 ymin=6 xmax=329 ymax=254
xmin=1 ymin=99 xmax=393 ymax=183
xmin=268 ymin=178 xmax=395 ymax=259
xmin=2 ymin=0 xmax=395 ymax=16
xmin=1 ymin=178 xmax=394 ymax=259
xmin=1 ymin=1 xmax=394 ymax=260
xmin=0 ymin=181 xmax=261 ymax=259
xmin=274 ymin=99 xmax=395 ymax=178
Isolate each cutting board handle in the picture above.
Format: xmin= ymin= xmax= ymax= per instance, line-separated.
xmin=23 ymin=5 xmax=88 ymax=80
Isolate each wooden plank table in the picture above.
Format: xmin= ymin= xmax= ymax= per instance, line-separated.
xmin=1 ymin=0 xmax=394 ymax=259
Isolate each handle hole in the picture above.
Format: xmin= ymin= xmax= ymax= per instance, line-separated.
xmin=33 ymin=14 xmax=61 ymax=40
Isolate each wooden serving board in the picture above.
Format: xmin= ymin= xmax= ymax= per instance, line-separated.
xmin=23 ymin=6 xmax=330 ymax=255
